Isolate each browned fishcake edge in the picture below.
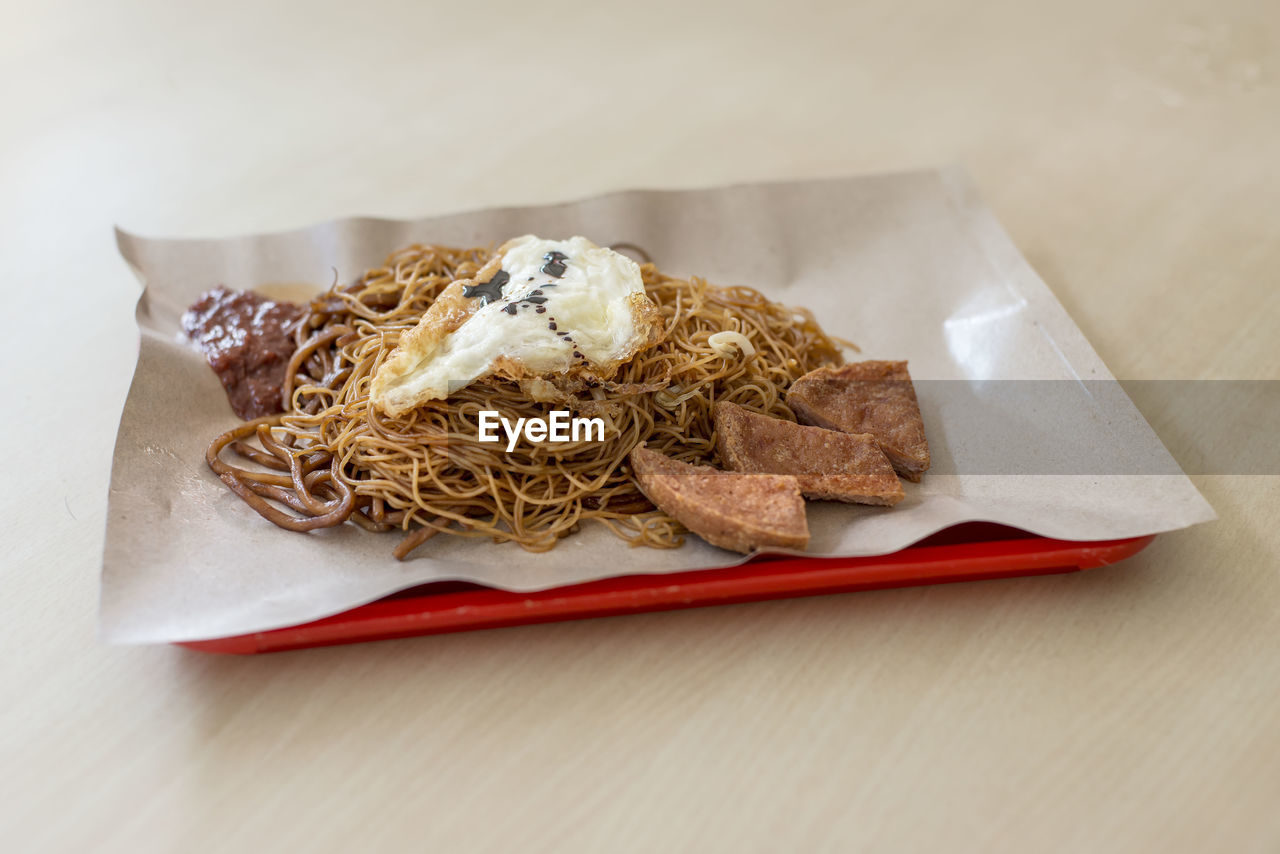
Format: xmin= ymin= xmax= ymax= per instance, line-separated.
xmin=629 ymin=445 xmax=809 ymax=554
xmin=786 ymin=360 xmax=930 ymax=481
xmin=714 ymin=401 xmax=905 ymax=505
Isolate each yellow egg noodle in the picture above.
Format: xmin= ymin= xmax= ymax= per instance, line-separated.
xmin=205 ymin=242 xmax=847 ymax=557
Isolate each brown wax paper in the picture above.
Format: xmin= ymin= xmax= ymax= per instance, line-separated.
xmin=104 ymin=168 xmax=1215 ymax=644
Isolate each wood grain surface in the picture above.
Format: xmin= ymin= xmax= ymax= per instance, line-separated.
xmin=2 ymin=1 xmax=1277 ymax=851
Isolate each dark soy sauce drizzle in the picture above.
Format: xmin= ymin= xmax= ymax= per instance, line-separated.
xmin=462 ymin=270 xmax=509 ymax=306
xmin=541 ymin=251 xmax=568 ymax=278
xmin=490 ymin=250 xmax=566 ymax=320
xmin=503 ymin=294 xmax=550 ymax=315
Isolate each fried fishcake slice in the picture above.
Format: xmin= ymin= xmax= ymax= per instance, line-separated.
xmin=714 ymin=401 xmax=904 ymax=505
xmin=786 ymin=360 xmax=930 ymax=481
xmin=629 ymin=445 xmax=808 ymax=554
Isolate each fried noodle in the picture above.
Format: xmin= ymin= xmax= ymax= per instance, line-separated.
xmin=205 ymin=244 xmax=847 ymax=557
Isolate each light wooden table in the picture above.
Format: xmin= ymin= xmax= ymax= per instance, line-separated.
xmin=4 ymin=1 xmax=1277 ymax=851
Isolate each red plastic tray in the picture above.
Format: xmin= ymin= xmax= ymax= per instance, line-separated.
xmin=177 ymin=523 xmax=1154 ymax=654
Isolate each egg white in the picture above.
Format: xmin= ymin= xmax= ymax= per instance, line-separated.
xmin=371 ymin=235 xmax=662 ymax=416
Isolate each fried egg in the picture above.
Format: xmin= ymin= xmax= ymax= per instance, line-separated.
xmin=370 ymin=235 xmax=665 ymax=417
